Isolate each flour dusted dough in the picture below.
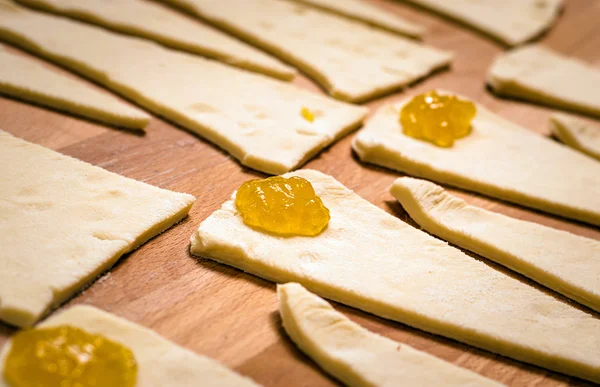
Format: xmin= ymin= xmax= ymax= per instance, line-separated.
xmin=164 ymin=0 xmax=452 ymax=102
xmin=0 ymin=45 xmax=149 ymax=129
xmin=16 ymin=0 xmax=295 ymax=81
xmin=0 ymin=131 xmax=195 ymax=328
xmin=488 ymin=45 xmax=600 ymax=118
xmin=352 ymin=91 xmax=600 ymax=226
xmin=278 ymin=283 xmax=503 ymax=387
xmin=190 ymin=169 xmax=600 ymax=383
xmin=287 ymin=0 xmax=424 ymax=38
xmin=0 ymin=306 xmax=259 ymax=387
xmin=391 ymin=177 xmax=600 ymax=313
xmin=550 ymin=113 xmax=600 ymax=161
xmin=0 ymin=2 xmax=366 ymax=175
xmin=403 ymin=0 xmax=562 ymax=46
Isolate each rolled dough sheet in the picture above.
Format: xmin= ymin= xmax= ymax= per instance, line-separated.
xmin=278 ymin=283 xmax=503 ymax=387
xmin=162 ymin=0 xmax=452 ymax=103
xmin=390 ymin=177 xmax=600 ymax=313
xmin=15 ymin=0 xmax=295 ymax=81
xmin=0 ymin=305 xmax=260 ymax=387
xmin=550 ymin=113 xmax=600 ymax=161
xmin=190 ymin=169 xmax=600 ymax=384
xmin=488 ymin=45 xmax=600 ymax=118
xmin=403 ymin=0 xmax=562 ymax=46
xmin=286 ymin=0 xmax=425 ymax=38
xmin=0 ymin=2 xmax=366 ymax=175
xmin=352 ymin=91 xmax=600 ymax=226
xmin=0 ymin=131 xmax=195 ymax=328
xmin=0 ymin=45 xmax=149 ymax=130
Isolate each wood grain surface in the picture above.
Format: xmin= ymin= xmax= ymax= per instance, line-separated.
xmin=1 ymin=0 xmax=600 ymax=385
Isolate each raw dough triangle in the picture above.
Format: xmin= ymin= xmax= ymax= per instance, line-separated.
xmin=550 ymin=113 xmax=600 ymax=161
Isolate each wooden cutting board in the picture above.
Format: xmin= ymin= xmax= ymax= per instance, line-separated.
xmin=1 ymin=0 xmax=599 ymax=385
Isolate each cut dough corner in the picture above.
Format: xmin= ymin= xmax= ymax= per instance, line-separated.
xmin=549 ymin=113 xmax=600 ymax=161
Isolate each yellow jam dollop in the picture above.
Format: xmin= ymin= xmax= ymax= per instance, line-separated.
xmin=4 ymin=325 xmax=138 ymax=387
xmin=301 ymin=106 xmax=315 ymax=123
xmin=235 ymin=176 xmax=330 ymax=236
xmin=400 ymin=90 xmax=476 ymax=147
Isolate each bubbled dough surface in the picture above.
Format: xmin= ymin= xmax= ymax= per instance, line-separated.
xmin=0 ymin=2 xmax=366 ymax=175
xmin=163 ymin=0 xmax=452 ymax=103
xmin=0 ymin=44 xmax=149 ymax=129
xmin=15 ymin=0 xmax=295 ymax=81
xmin=0 ymin=306 xmax=260 ymax=387
xmin=0 ymin=131 xmax=195 ymax=328
xmin=190 ymin=169 xmax=600 ymax=384
xmin=352 ymin=91 xmax=600 ymax=226
xmin=550 ymin=113 xmax=600 ymax=161
xmin=488 ymin=45 xmax=600 ymax=118
xmin=390 ymin=177 xmax=600 ymax=313
xmin=403 ymin=0 xmax=562 ymax=46
xmin=278 ymin=283 xmax=503 ymax=387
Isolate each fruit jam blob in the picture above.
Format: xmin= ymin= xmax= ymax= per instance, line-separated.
xmin=4 ymin=325 xmax=138 ymax=387
xmin=301 ymin=106 xmax=315 ymax=122
xmin=400 ymin=90 xmax=476 ymax=147
xmin=235 ymin=176 xmax=330 ymax=236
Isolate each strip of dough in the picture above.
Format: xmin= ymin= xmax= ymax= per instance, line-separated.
xmin=15 ymin=0 xmax=295 ymax=81
xmin=0 ymin=131 xmax=195 ymax=328
xmin=190 ymin=169 xmax=600 ymax=384
xmin=390 ymin=176 xmax=600 ymax=313
xmin=0 ymin=45 xmax=149 ymax=129
xmin=0 ymin=305 xmax=259 ymax=387
xmin=488 ymin=45 xmax=600 ymax=118
xmin=550 ymin=113 xmax=600 ymax=161
xmin=403 ymin=0 xmax=562 ymax=46
xmin=163 ymin=0 xmax=452 ymax=103
xmin=286 ymin=0 xmax=425 ymax=38
xmin=278 ymin=283 xmax=503 ymax=387
xmin=0 ymin=2 xmax=366 ymax=175
xmin=352 ymin=91 xmax=600 ymax=226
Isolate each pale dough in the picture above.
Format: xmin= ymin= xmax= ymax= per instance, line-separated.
xmin=278 ymin=283 xmax=503 ymax=387
xmin=352 ymin=91 xmax=600 ymax=226
xmin=190 ymin=169 xmax=600 ymax=384
xmin=163 ymin=0 xmax=452 ymax=103
xmin=0 ymin=131 xmax=195 ymax=328
xmin=15 ymin=0 xmax=296 ymax=81
xmin=488 ymin=45 xmax=600 ymax=118
xmin=550 ymin=113 xmax=600 ymax=161
xmin=286 ymin=0 xmax=425 ymax=38
xmin=0 ymin=2 xmax=366 ymax=175
xmin=0 ymin=305 xmax=260 ymax=387
xmin=403 ymin=0 xmax=562 ymax=46
xmin=390 ymin=177 xmax=600 ymax=313
xmin=0 ymin=45 xmax=149 ymax=129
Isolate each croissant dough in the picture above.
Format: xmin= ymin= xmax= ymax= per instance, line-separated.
xmin=0 ymin=2 xmax=366 ymax=175
xmin=0 ymin=131 xmax=195 ymax=327
xmin=391 ymin=177 xmax=600 ymax=313
xmin=352 ymin=91 xmax=600 ymax=226
xmin=190 ymin=169 xmax=600 ymax=383
xmin=488 ymin=45 xmax=600 ymax=118
xmin=278 ymin=283 xmax=503 ymax=387
xmin=550 ymin=113 xmax=600 ymax=161
xmin=0 ymin=306 xmax=260 ymax=387
xmin=15 ymin=0 xmax=295 ymax=81
xmin=163 ymin=0 xmax=452 ymax=102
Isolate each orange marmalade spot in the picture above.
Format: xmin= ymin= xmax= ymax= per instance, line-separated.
xmin=301 ymin=106 xmax=315 ymax=123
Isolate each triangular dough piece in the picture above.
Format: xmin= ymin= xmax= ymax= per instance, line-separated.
xmin=287 ymin=0 xmax=425 ymax=38
xmin=190 ymin=169 xmax=600 ymax=384
xmin=0 ymin=45 xmax=149 ymax=129
xmin=352 ymin=91 xmax=600 ymax=226
xmin=550 ymin=113 xmax=600 ymax=161
xmin=403 ymin=0 xmax=562 ymax=46
xmin=15 ymin=0 xmax=295 ymax=81
xmin=163 ymin=0 xmax=452 ymax=102
xmin=0 ymin=131 xmax=195 ymax=327
xmin=278 ymin=283 xmax=503 ymax=387
xmin=488 ymin=45 xmax=600 ymax=118
xmin=0 ymin=2 xmax=366 ymax=175
xmin=390 ymin=177 xmax=600 ymax=313
xmin=0 ymin=305 xmax=260 ymax=387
